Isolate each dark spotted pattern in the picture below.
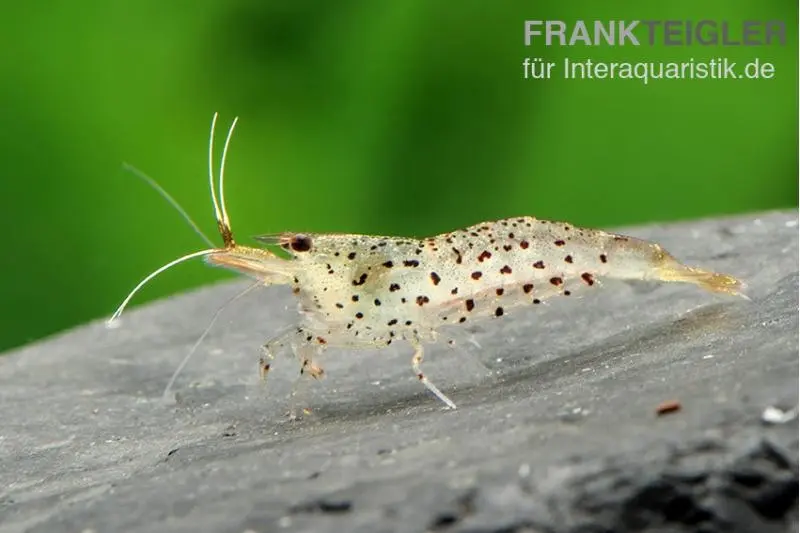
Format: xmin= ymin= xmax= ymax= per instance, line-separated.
xmin=273 ymin=216 xmax=615 ymax=348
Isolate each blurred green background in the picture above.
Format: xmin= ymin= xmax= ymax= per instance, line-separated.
xmin=0 ymin=1 xmax=796 ymax=352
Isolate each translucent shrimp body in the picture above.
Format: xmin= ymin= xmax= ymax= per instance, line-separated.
xmin=242 ymin=221 xmax=741 ymax=342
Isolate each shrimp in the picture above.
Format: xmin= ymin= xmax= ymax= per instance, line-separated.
xmin=110 ymin=114 xmax=745 ymax=410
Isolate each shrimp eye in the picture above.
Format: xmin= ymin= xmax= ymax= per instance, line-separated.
xmin=290 ymin=234 xmax=312 ymax=252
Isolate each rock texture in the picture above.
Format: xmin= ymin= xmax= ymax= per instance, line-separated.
xmin=1 ymin=211 xmax=797 ymax=533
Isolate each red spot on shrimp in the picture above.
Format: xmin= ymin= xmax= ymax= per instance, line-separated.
xmin=554 ymin=240 xmax=566 ymax=247
xmin=478 ymin=251 xmax=492 ymax=262
xmin=581 ymin=273 xmax=595 ymax=286
xmin=523 ymin=283 xmax=534 ymax=294
xmin=500 ymin=265 xmax=512 ymax=274
xmin=564 ymin=255 xmax=574 ymax=264
xmin=496 ymin=288 xmax=504 ymax=296
xmin=533 ymin=261 xmax=545 ymax=269
xmin=550 ymin=277 xmax=563 ymax=286
xmin=465 ymin=299 xmax=475 ymax=312
xmin=495 ymin=307 xmax=504 ymax=317
xmin=430 ymin=272 xmax=441 ymax=285
xmin=416 ymin=295 xmax=430 ymax=306
xmin=520 ymin=240 xmax=529 ymax=249
xmin=471 ymin=271 xmax=483 ymax=280
xmin=600 ymin=253 xmax=608 ymax=263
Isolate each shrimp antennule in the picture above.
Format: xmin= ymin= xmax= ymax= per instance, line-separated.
xmin=108 ymin=113 xmax=245 ymax=324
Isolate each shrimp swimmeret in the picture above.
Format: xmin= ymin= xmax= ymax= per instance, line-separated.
xmin=109 ymin=114 xmax=745 ymax=410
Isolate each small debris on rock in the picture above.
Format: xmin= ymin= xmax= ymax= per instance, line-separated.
xmin=559 ymin=406 xmax=590 ymax=423
xmin=761 ymin=405 xmax=798 ymax=424
xmin=162 ymin=448 xmax=180 ymax=463
xmin=655 ymin=400 xmax=681 ymax=416
xmin=290 ymin=498 xmax=352 ymax=515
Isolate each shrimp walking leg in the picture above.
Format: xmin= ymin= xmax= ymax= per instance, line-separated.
xmin=411 ymin=340 xmax=457 ymax=409
xmin=260 ymin=327 xmax=327 ymax=418
xmin=287 ymin=342 xmax=326 ymax=419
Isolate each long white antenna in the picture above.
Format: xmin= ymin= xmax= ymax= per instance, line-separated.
xmin=107 ymin=248 xmax=217 ymax=324
xmin=162 ymin=280 xmax=260 ymax=400
xmin=208 ymin=112 xmax=224 ymax=225
xmin=122 ymin=162 xmax=215 ymax=248
xmin=218 ymin=116 xmax=239 ymax=231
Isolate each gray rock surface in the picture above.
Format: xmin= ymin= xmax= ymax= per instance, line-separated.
xmin=1 ymin=211 xmax=798 ymax=533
